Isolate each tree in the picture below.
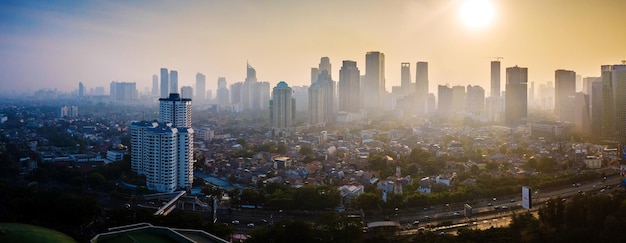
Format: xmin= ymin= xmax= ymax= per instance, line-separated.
xmin=299 ymin=145 xmax=313 ymax=156
xmin=485 ymin=161 xmax=499 ymax=171
xmin=353 ymin=192 xmax=382 ymax=210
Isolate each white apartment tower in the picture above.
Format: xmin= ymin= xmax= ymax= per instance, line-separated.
xmin=159 ymin=93 xmax=192 ymax=127
xmin=131 ymin=93 xmax=194 ymax=193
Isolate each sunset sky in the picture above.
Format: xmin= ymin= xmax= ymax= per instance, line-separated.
xmin=1 ymin=0 xmax=625 ymax=95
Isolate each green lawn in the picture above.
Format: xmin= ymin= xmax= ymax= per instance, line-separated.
xmin=0 ymin=223 xmax=76 ymax=243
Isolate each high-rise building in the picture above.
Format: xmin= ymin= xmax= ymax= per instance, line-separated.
xmin=363 ymin=51 xmax=385 ymax=110
xmin=292 ymin=85 xmax=309 ymax=112
xmin=451 ymin=85 xmax=466 ymax=117
xmin=555 ymin=69 xmax=576 ymax=123
xmin=437 ymin=85 xmax=453 ymax=119
xmin=94 ymin=86 xmax=105 ymax=96
xmin=78 ymin=82 xmax=84 ymax=97
xmin=466 ymin=85 xmax=485 ymax=115
xmin=60 ymin=105 xmax=79 ymax=118
xmin=591 ymin=79 xmax=603 ymax=137
xmin=160 ymin=68 xmax=169 ymax=98
xmin=152 ymin=74 xmax=159 ymax=96
xmin=505 ymin=66 xmax=528 ymax=126
xmin=573 ymin=92 xmax=590 ymax=135
xmin=110 ymin=81 xmax=138 ymax=101
xmin=401 ymin=63 xmax=411 ymax=94
xmin=415 ymin=61 xmax=429 ymax=115
xmin=308 ymin=82 xmax=324 ymax=125
xmin=181 ymin=86 xmax=193 ymax=99
xmin=311 ymin=68 xmax=319 ymax=84
xmin=319 ymin=57 xmax=331 ymax=80
xmin=308 ymin=70 xmax=335 ymax=124
xmin=270 ymin=81 xmax=295 ymax=130
xmin=170 ymin=70 xmax=179 ymax=95
xmin=216 ymin=77 xmax=230 ymax=108
xmin=338 ymin=60 xmax=361 ymax=113
xmin=159 ymin=93 xmax=192 ymax=127
xmin=196 ymin=73 xmax=206 ymax=101
xmin=491 ymin=61 xmax=501 ymax=97
xmin=131 ymin=92 xmax=194 ymax=193
xmin=601 ymin=64 xmax=626 ymax=143
xmin=130 ymin=121 xmax=194 ymax=193
xmin=583 ymin=77 xmax=600 ymax=95
xmin=230 ymin=82 xmax=243 ymax=107
xmin=242 ymin=63 xmax=268 ymax=111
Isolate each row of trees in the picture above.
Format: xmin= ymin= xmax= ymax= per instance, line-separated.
xmin=224 ymin=183 xmax=341 ymax=211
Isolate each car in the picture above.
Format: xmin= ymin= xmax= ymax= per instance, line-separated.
xmin=412 ymin=220 xmax=420 ymax=226
xmin=453 ymin=212 xmax=460 ymax=216
xmin=247 ymin=223 xmax=255 ymax=228
xmin=494 ymin=205 xmax=500 ymax=209
xmin=501 ymin=205 xmax=508 ymax=209
xmin=493 ymin=197 xmax=497 ymax=201
xmin=231 ymin=220 xmax=240 ymax=225
xmin=487 ymin=203 xmax=493 ymax=206
xmin=424 ymin=207 xmax=429 ymax=211
xmin=510 ymin=199 xmax=515 ymax=202
xmin=261 ymin=219 xmax=268 ymax=223
xmin=418 ymin=227 xmax=426 ymax=231
xmin=424 ymin=216 xmax=430 ymax=220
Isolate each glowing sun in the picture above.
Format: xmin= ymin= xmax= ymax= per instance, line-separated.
xmin=459 ymin=0 xmax=495 ymax=28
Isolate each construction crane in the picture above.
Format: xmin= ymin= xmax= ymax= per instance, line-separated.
xmin=486 ymin=56 xmax=504 ymax=61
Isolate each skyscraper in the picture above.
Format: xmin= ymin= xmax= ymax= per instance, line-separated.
xmin=466 ymin=85 xmax=485 ymax=115
xmin=437 ymin=85 xmax=453 ymax=119
xmin=110 ymin=81 xmax=138 ymax=101
xmin=196 ymin=73 xmax=206 ymax=101
xmin=591 ymin=79 xmax=603 ymax=137
xmin=363 ymin=51 xmax=385 ymax=110
xmin=338 ymin=60 xmax=360 ymax=113
xmin=270 ymin=81 xmax=295 ymax=131
xmin=415 ymin=61 xmax=429 ymax=115
xmin=601 ymin=64 xmax=626 ymax=143
xmin=160 ymin=68 xmax=169 ymax=98
xmin=451 ymin=85 xmax=466 ymax=117
xmin=311 ymin=68 xmax=319 ymax=84
xmin=170 ymin=70 xmax=179 ymax=95
xmin=216 ymin=77 xmax=230 ymax=108
xmin=181 ymin=86 xmax=193 ymax=99
xmin=555 ymin=69 xmax=576 ymax=123
xmin=491 ymin=61 xmax=501 ymax=97
xmin=308 ymin=82 xmax=324 ymax=125
xmin=505 ymin=66 xmax=528 ymax=126
xmin=152 ymin=74 xmax=159 ymax=96
xmin=401 ymin=63 xmax=411 ymax=93
xmin=319 ymin=57 xmax=331 ymax=79
xmin=242 ymin=63 xmax=260 ymax=111
xmin=309 ymin=70 xmax=335 ymax=124
xmin=78 ymin=82 xmax=84 ymax=97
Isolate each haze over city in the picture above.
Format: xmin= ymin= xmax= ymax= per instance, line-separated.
xmin=1 ymin=0 xmax=625 ymax=95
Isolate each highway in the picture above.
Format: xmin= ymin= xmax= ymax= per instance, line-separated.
xmin=212 ymin=172 xmax=624 ymax=234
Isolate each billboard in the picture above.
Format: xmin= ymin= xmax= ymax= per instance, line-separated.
xmin=522 ymin=186 xmax=532 ymax=209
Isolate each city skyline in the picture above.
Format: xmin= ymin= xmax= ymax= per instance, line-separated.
xmin=1 ymin=0 xmax=625 ymax=95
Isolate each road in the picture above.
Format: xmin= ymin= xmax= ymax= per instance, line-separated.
xmin=205 ymin=172 xmax=625 ymax=234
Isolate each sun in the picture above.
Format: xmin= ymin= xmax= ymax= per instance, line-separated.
xmin=459 ymin=0 xmax=495 ymax=28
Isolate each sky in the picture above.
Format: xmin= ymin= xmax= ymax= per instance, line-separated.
xmin=1 ymin=0 xmax=625 ymax=96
